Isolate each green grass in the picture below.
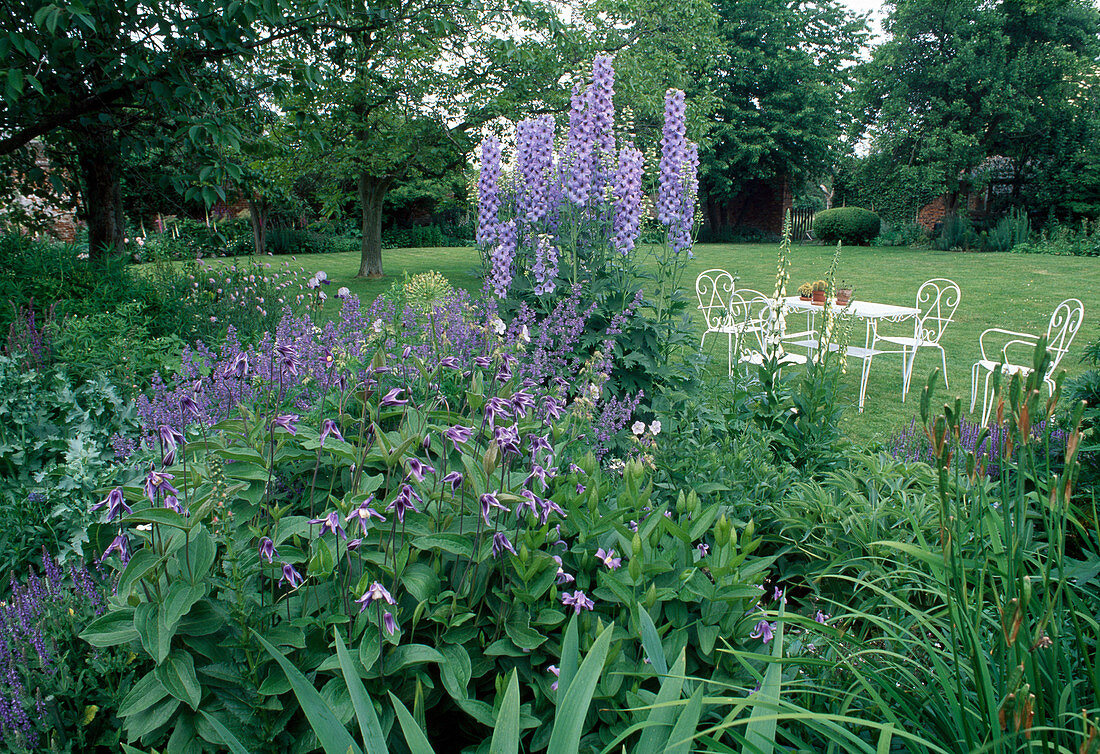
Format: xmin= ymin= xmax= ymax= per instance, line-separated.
xmin=196 ymin=243 xmax=1100 ymax=444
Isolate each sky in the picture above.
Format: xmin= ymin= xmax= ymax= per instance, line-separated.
xmin=841 ymin=0 xmax=887 ymax=42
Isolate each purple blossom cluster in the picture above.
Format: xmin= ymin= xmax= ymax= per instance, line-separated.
xmin=612 ymin=145 xmax=644 ymax=255
xmin=588 ymin=54 xmax=617 ymax=198
xmin=531 ymin=234 xmax=559 ymax=296
xmin=489 ymin=220 xmax=518 ymax=298
xmin=516 ymin=116 xmax=555 ymax=224
xmin=0 ymin=551 xmax=106 ymax=749
xmin=562 ymin=84 xmax=593 ymax=206
xmin=887 ymin=417 xmax=1067 ymax=478
xmin=657 ymin=89 xmax=699 ymax=253
xmin=477 ymin=136 xmax=503 ymax=246
xmin=3 ymin=301 xmax=55 ymax=371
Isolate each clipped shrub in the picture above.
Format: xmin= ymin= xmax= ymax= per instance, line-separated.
xmin=812 ymin=207 xmax=881 ymax=245
xmin=985 ymin=208 xmax=1031 ymax=251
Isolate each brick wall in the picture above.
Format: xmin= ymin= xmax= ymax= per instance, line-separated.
xmin=703 ymin=176 xmax=792 ymax=237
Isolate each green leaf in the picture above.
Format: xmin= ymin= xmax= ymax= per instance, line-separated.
xmin=118 ymin=669 xmax=169 ymax=718
xmin=81 ymin=608 xmax=138 ymax=647
xmin=742 ymin=617 xmax=784 ymax=754
xmin=162 ymin=582 xmax=205 ymax=636
xmin=412 ymin=533 xmax=473 ymax=557
xmin=335 ymin=631 xmax=388 ymax=754
xmin=636 ymin=649 xmax=687 ymax=752
xmin=199 ymin=710 xmax=253 ymax=754
xmin=489 ymin=671 xmax=520 ymax=754
xmin=156 ymin=650 xmax=202 ymax=710
xmin=122 ymin=507 xmax=191 ymax=529
xmin=117 ymin=548 xmax=160 ymax=599
xmin=136 ymin=601 xmax=171 ymax=663
xmin=388 ymin=692 xmax=435 ymax=754
xmin=254 ymin=631 xmax=362 ymax=754
xmin=388 ymin=644 xmax=444 ymax=671
xmin=438 ymin=643 xmax=471 ymax=701
xmin=665 ymin=685 xmax=704 ymax=754
xmin=547 ymin=621 xmax=615 ymax=754
xmin=557 ymin=615 xmax=579 ymax=698
xmin=401 ymin=563 xmax=440 ymax=602
xmin=637 ymin=608 xmax=668 ymax=676
xmin=186 ymin=528 xmax=217 ymax=582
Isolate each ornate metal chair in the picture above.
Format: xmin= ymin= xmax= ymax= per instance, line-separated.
xmin=970 ymin=298 xmax=1084 ymax=425
xmin=696 ymin=269 xmax=738 ymax=372
xmin=871 ymin=278 xmax=961 ymax=401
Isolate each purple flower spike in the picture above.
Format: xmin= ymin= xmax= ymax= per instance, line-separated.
xmin=280 ymin=563 xmax=304 ymax=588
xmin=595 ymin=547 xmax=621 ymax=570
xmin=319 ymin=419 xmax=344 ymax=447
xmin=387 ymin=484 xmax=422 ymax=523
xmin=516 ymin=115 xmax=555 ymax=224
xmin=309 ymin=511 xmax=347 ymax=540
xmin=405 ymin=457 xmax=435 ymax=483
xmin=92 ymin=488 xmax=131 ymax=521
xmin=488 ymin=220 xmax=517 ymax=298
xmin=258 ymin=537 xmax=277 ymax=563
xmin=561 ymin=589 xmax=595 ymax=614
xmin=383 ymin=611 xmax=398 ymax=636
xmin=492 ymin=532 xmax=517 ymax=558
xmin=356 ymin=581 xmax=395 ymax=611
xmin=479 ymin=492 xmax=509 ymax=526
xmin=477 ymin=136 xmax=503 ymax=246
xmin=273 ymin=414 xmax=299 ymax=434
xmin=612 ymin=145 xmax=645 ymax=255
xmin=750 ymin=620 xmax=775 ymax=644
xmin=380 ymin=388 xmax=409 ymax=407
xmin=532 ymin=234 xmax=559 ymax=296
xmin=563 ymin=84 xmax=593 ymax=206
xmin=103 ymin=533 xmax=130 ymax=564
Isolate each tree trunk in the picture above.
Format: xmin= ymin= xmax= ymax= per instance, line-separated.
xmin=76 ymin=129 xmax=125 ymax=261
xmin=249 ymin=196 xmax=267 ymax=255
xmin=357 ymin=172 xmax=392 ymax=279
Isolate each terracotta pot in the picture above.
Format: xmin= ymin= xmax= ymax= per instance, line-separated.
xmin=811 ymin=290 xmax=826 ymax=305
xmin=836 ymin=291 xmax=852 ymax=306
xmin=799 ymin=295 xmax=812 ymax=302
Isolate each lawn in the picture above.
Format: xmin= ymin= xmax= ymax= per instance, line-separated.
xmin=200 ymin=243 xmax=1100 ymax=444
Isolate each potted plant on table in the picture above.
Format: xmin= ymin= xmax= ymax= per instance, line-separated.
xmin=811 ymin=280 xmax=827 ymax=305
xmin=836 ymin=281 xmax=853 ymax=306
xmin=798 ymin=282 xmax=813 ymax=301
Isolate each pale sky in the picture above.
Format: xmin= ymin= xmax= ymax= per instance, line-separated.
xmin=842 ymin=0 xmax=887 ymax=42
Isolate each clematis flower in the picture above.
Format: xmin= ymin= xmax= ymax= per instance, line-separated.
xmin=276 ymin=342 xmax=299 ymax=375
xmin=815 ymin=610 xmax=829 ymax=624
xmin=273 ymin=414 xmax=299 ymax=434
xmin=258 ymin=537 xmax=277 ymax=563
xmin=442 ymin=471 xmax=464 ymax=493
xmin=309 ymin=511 xmax=347 ymax=540
xmin=493 ymin=424 xmax=521 ymax=456
xmin=103 ymin=533 xmax=131 ymax=564
xmin=162 ymin=495 xmax=185 ymax=515
xmin=144 ymin=467 xmax=179 ymax=505
xmin=492 ymin=532 xmax=517 ymax=558
xmin=548 ymin=664 xmax=560 ymax=691
xmin=444 ymin=425 xmax=472 ymax=450
xmin=525 ymin=464 xmax=554 ymax=491
xmin=561 ymin=590 xmax=595 ymax=614
xmin=552 ymin=555 xmax=574 ymax=585
xmin=356 ymin=581 xmax=395 ymax=611
xmin=510 ymin=390 xmax=536 ymax=418
xmin=595 ymin=547 xmax=621 ymax=570
xmin=473 ymin=355 xmax=492 ymax=369
xmin=346 ymin=499 xmax=385 ymax=532
xmin=517 ymin=490 xmax=540 ymax=518
xmin=224 ymin=352 xmax=249 ymax=379
xmin=387 ymin=484 xmax=422 ymax=523
xmin=92 ymin=488 xmax=131 ymax=521
xmin=280 ymin=563 xmax=304 ymax=588
xmin=405 ymin=458 xmax=435 ymax=483
xmin=380 ymin=388 xmax=408 ymax=407
xmin=479 ymin=492 xmax=508 ymax=525
xmin=483 ymin=397 xmax=512 ymax=428
xmin=179 ymin=394 xmax=201 ymax=422
xmin=319 ymin=419 xmax=344 ymax=446
xmin=158 ymin=425 xmax=184 ymax=466
xmin=696 ymin=542 xmax=710 ymax=557
xmin=383 ymin=611 xmax=398 ymax=636
xmin=750 ymin=620 xmax=775 ymax=644
xmin=439 ymin=356 xmax=460 ymax=370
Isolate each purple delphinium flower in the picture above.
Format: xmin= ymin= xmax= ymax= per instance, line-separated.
xmin=444 ymin=425 xmax=472 ymax=450
xmin=405 ymin=457 xmax=435 ymax=483
xmin=356 ymin=581 xmax=395 ymax=611
xmin=319 ymin=419 xmax=344 ymax=446
xmin=380 ymin=388 xmax=409 ymax=407
xmin=92 ymin=488 xmax=131 ymax=521
xmin=488 ymin=220 xmax=517 ymax=298
xmin=492 ymin=532 xmax=517 ymax=558
xmin=479 ymin=492 xmax=508 ymax=525
xmin=387 ymin=484 xmax=422 ymax=523
xmin=612 ymin=145 xmax=644 ymax=255
xmin=477 ymin=136 xmax=503 ymax=246
xmin=595 ymin=547 xmax=621 ymax=570
xmin=309 ymin=511 xmax=347 ymax=540
xmin=531 ymin=234 xmax=559 ymax=296
xmin=657 ymin=88 xmax=688 ymax=227
xmin=588 ymin=54 xmax=617 ymax=195
xmin=383 ymin=611 xmax=398 ymax=636
xmin=561 ymin=589 xmax=595 ymax=614
xmin=562 ymin=84 xmax=593 ymax=206
xmin=273 ymin=414 xmax=299 ymax=434
xmin=258 ymin=537 xmax=277 ymax=563
xmin=750 ymin=620 xmax=775 ymax=644
xmin=102 ymin=533 xmax=130 ymax=564
xmin=280 ymin=563 xmax=304 ymax=588
xmin=516 ymin=115 xmax=555 ymax=224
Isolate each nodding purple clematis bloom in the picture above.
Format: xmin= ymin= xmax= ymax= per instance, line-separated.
xmin=224 ymin=352 xmax=249 ymax=379
xmin=387 ymin=484 xmax=422 ymax=523
xmin=179 ymin=394 xmax=200 ymax=422
xmin=517 ymin=490 xmax=540 ymax=518
xmin=438 ymin=356 xmax=460 ymax=370
xmin=309 ymin=511 xmax=347 ymax=540
xmin=402 ymin=345 xmax=412 ymax=360
xmin=525 ymin=464 xmax=555 ymax=491
xmin=494 ymin=424 xmax=521 ymax=456
xmin=561 ymin=590 xmax=595 ymax=614
xmin=346 ymin=538 xmax=363 ymax=551
xmin=319 ymin=419 xmax=344 ymax=447
xmin=380 ymin=388 xmax=409 ymax=407
xmin=346 ymin=499 xmax=385 ymax=532
xmin=103 ymin=533 xmax=131 ymax=564
xmin=510 ymin=389 xmax=537 ymax=418
xmin=405 ymin=458 xmax=435 ymax=483
xmin=444 ymin=425 xmax=473 ymax=451
xmin=383 ymin=611 xmax=398 ymax=636
xmin=158 ymin=425 xmax=184 ymax=466
xmin=629 ymin=520 xmax=639 ymax=532
xmin=93 ymin=488 xmax=131 ymax=521
xmin=442 ymin=471 xmax=464 ymax=494
xmin=492 ymin=532 xmax=517 ymax=558
xmin=552 ymin=555 xmax=574 ymax=585
xmin=750 ymin=620 xmax=775 ymax=644
xmin=696 ymin=542 xmax=710 ymax=557
xmin=162 ymin=495 xmax=185 ymax=515
xmin=773 ymin=587 xmax=786 ymax=604
xmin=258 ymin=537 xmax=277 ymax=563
xmin=273 ymin=414 xmax=299 ymax=435
xmin=539 ymin=497 xmax=566 ymax=525
xmin=576 ymin=483 xmax=585 ymax=495
xmin=356 ymin=581 xmax=395 ymax=611
xmin=483 ymin=397 xmax=512 ymax=428
xmin=815 ymin=610 xmax=829 ymax=624
xmin=527 ymin=433 xmax=552 ymax=457
xmin=144 ymin=467 xmax=179 ymax=505
xmin=479 ymin=492 xmax=509 ymax=526
xmin=595 ymin=547 xmax=621 ymax=570
xmin=280 ymin=563 xmax=304 ymax=588
xmin=322 ymin=348 xmax=335 ymax=368
xmin=276 ymin=342 xmax=299 ymax=375
xmin=473 ymin=355 xmax=493 ymax=369
xmin=548 ymin=664 xmax=560 ymax=691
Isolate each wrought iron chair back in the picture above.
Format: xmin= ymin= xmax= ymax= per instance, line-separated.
xmin=695 ymin=269 xmax=736 ymax=333
xmin=913 ymin=278 xmax=961 ymax=345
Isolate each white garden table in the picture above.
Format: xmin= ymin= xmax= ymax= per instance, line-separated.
xmin=778 ymin=296 xmax=921 ymax=412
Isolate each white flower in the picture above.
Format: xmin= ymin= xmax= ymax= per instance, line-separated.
xmin=136 ymin=523 xmax=153 ymax=532
xmin=318 ymin=291 xmax=327 ymax=302
xmin=492 ymin=317 xmax=506 ymax=336
xmin=372 ymin=318 xmax=384 ymax=333
xmin=306 ymin=277 xmax=319 ymax=289
xmin=520 ymin=324 xmax=531 ymax=343
xmin=337 ymin=286 xmax=350 ymax=299
xmin=315 ymin=270 xmax=327 ymax=282
xmin=649 ymin=420 xmax=662 ymax=435
xmin=631 ymin=421 xmax=646 ymax=436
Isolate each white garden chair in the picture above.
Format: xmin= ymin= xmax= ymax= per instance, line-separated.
xmin=696 ymin=269 xmax=739 ymax=371
xmin=871 ymin=278 xmax=961 ymax=401
xmin=734 ymin=289 xmax=808 ymax=371
xmin=970 ymin=298 xmax=1084 ymax=425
